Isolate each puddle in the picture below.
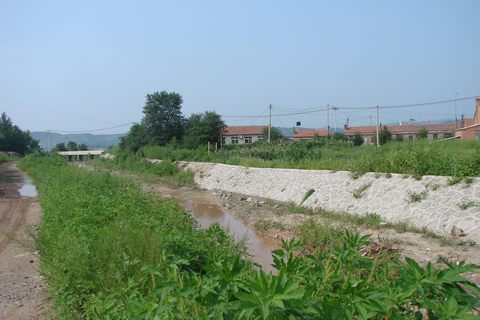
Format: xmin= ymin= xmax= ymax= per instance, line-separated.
xmin=19 ymin=176 xmax=38 ymax=198
xmin=0 ymin=163 xmax=38 ymax=198
xmin=150 ymin=186 xmax=278 ymax=273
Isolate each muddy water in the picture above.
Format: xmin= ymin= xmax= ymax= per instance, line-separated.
xmin=0 ymin=163 xmax=38 ymax=198
xmin=149 ymin=185 xmax=278 ymax=273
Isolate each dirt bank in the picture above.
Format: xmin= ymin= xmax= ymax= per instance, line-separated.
xmin=0 ymin=162 xmax=47 ymax=319
xmin=212 ymin=189 xmax=480 ymax=284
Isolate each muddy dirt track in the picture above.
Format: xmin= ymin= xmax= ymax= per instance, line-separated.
xmin=0 ymin=162 xmax=46 ymax=319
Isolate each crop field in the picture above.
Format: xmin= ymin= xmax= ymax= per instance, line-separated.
xmin=18 ymin=154 xmax=480 ymax=319
xmin=141 ymin=140 xmax=480 ymax=177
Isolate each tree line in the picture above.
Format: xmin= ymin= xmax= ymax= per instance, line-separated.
xmin=120 ymin=91 xmax=227 ymax=152
xmin=0 ymin=112 xmax=39 ymax=155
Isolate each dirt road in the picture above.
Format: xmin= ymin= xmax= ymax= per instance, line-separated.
xmin=0 ymin=162 xmax=47 ymax=319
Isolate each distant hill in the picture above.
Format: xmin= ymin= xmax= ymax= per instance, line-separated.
xmin=31 ymin=132 xmax=126 ymax=151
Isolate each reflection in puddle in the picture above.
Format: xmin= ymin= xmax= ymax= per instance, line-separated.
xmin=19 ymin=176 xmax=38 ymax=198
xmin=151 ymin=186 xmax=277 ymax=273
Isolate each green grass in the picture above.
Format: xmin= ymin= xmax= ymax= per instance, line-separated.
xmin=140 ymin=139 xmax=480 ymax=177
xmin=91 ymin=154 xmax=195 ymax=188
xmin=300 ymin=188 xmax=315 ymax=204
xmin=458 ymin=200 xmax=479 ymax=210
xmin=19 ymin=155 xmax=480 ymax=319
xmin=407 ymin=190 xmax=428 ymax=203
xmin=0 ymin=152 xmax=10 ymax=164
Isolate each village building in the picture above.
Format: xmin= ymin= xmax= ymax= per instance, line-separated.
xmin=455 ymin=98 xmax=480 ymax=140
xmin=222 ymin=125 xmax=267 ymax=145
xmin=344 ymin=123 xmax=456 ymax=144
xmin=58 ymin=149 xmax=104 ymax=161
xmin=293 ymin=129 xmax=329 ymax=140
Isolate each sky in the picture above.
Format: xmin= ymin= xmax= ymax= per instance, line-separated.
xmin=0 ymin=0 xmax=479 ymax=134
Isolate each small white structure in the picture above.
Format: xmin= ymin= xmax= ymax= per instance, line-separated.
xmin=58 ymin=150 xmax=104 ymax=161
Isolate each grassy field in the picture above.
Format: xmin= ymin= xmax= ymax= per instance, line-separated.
xmin=140 ymin=140 xmax=480 ymax=177
xmin=20 ymin=155 xmax=480 ymax=319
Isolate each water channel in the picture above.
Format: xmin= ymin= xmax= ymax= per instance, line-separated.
xmin=148 ymin=185 xmax=278 ymax=273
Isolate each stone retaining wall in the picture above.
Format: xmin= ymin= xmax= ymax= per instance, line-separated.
xmin=178 ymin=161 xmax=480 ymax=244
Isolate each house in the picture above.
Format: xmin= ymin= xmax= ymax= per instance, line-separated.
xmin=293 ymin=129 xmax=329 ymax=140
xmin=455 ymin=98 xmax=480 ymax=140
xmin=344 ymin=123 xmax=456 ymax=144
xmin=222 ymin=125 xmax=267 ymax=145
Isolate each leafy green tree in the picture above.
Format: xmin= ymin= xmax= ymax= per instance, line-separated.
xmin=183 ymin=111 xmax=225 ymax=148
xmin=53 ymin=142 xmax=67 ymax=152
xmin=262 ymin=127 xmax=284 ymax=142
xmin=0 ymin=112 xmax=39 ymax=155
xmin=120 ymin=123 xmax=148 ymax=153
xmin=379 ymin=126 xmax=392 ymax=145
xmin=352 ymin=132 xmax=364 ymax=146
xmin=66 ymin=141 xmax=78 ymax=151
xmin=396 ymin=134 xmax=404 ymax=142
xmin=332 ymin=132 xmax=346 ymax=141
xmin=417 ymin=127 xmax=428 ymax=140
xmin=78 ymin=143 xmax=88 ymax=151
xmin=142 ymin=91 xmax=184 ymax=145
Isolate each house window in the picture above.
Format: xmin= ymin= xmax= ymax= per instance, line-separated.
xmin=257 ymin=135 xmax=263 ymax=141
xmin=222 ymin=137 xmax=225 ymax=145
xmin=409 ymin=135 xmax=414 ymax=141
xmin=244 ymin=136 xmax=252 ymax=144
xmin=231 ymin=136 xmax=239 ymax=144
xmin=433 ymin=134 xmax=438 ymax=140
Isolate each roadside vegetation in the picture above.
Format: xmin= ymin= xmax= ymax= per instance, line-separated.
xmin=140 ymin=139 xmax=480 ymax=178
xmin=19 ymin=155 xmax=480 ymax=318
xmin=91 ymin=154 xmax=195 ymax=188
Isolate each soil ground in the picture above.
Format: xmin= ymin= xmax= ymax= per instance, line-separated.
xmin=0 ymin=162 xmax=47 ymax=319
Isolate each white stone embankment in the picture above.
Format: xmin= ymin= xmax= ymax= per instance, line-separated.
xmin=176 ymin=161 xmax=480 ymax=244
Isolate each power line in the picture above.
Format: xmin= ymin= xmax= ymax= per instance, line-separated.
xmin=0 ymin=96 xmax=117 ymax=125
xmin=50 ymin=122 xmax=134 ymax=133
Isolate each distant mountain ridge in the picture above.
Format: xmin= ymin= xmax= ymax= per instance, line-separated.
xmin=31 ymin=132 xmax=126 ymax=151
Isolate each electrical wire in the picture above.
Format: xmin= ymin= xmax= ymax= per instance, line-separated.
xmin=0 ymin=96 xmax=117 ymax=125
xmin=50 ymin=122 xmax=134 ymax=133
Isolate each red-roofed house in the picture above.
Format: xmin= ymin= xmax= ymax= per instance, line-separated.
xmin=455 ymin=98 xmax=480 ymax=140
xmin=293 ymin=129 xmax=329 ymax=140
xmin=222 ymin=125 xmax=268 ymax=145
xmin=344 ymin=123 xmax=456 ymax=144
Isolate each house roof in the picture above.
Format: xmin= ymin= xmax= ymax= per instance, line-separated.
xmin=463 ymin=118 xmax=475 ymax=127
xmin=223 ymin=125 xmax=268 ymax=136
xmin=294 ymin=129 xmax=329 ymax=138
xmin=345 ymin=123 xmax=455 ymax=135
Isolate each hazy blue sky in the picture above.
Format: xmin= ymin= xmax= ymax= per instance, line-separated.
xmin=1 ymin=0 xmax=479 ymax=133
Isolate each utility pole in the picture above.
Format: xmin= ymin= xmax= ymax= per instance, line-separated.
xmin=376 ymin=106 xmax=380 ymax=147
xmin=326 ymin=104 xmax=330 ymax=137
xmin=332 ymin=106 xmax=338 ymax=134
xmin=268 ymin=104 xmax=272 ymax=143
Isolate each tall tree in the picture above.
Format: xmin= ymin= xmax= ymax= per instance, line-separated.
xmin=379 ymin=126 xmax=392 ymax=145
xmin=142 ymin=91 xmax=184 ymax=145
xmin=53 ymin=142 xmax=67 ymax=152
xmin=262 ymin=127 xmax=284 ymax=142
xmin=78 ymin=143 xmax=88 ymax=151
xmin=66 ymin=141 xmax=78 ymax=151
xmin=0 ymin=112 xmax=39 ymax=155
xmin=120 ymin=123 xmax=148 ymax=153
xmin=183 ymin=111 xmax=225 ymax=148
